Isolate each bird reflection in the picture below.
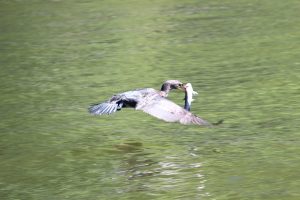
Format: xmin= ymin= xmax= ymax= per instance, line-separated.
xmin=114 ymin=142 xmax=143 ymax=153
xmin=113 ymin=143 xmax=208 ymax=197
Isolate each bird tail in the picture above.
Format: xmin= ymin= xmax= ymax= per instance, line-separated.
xmin=212 ymin=119 xmax=224 ymax=126
xmin=193 ymin=118 xmax=224 ymax=127
xmin=88 ymin=102 xmax=118 ymax=115
xmin=180 ymin=114 xmax=212 ymax=126
xmin=192 ymin=115 xmax=212 ymax=127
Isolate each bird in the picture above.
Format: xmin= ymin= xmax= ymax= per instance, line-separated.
xmin=88 ymin=80 xmax=211 ymax=126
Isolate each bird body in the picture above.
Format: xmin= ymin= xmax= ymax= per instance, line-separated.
xmin=89 ymin=80 xmax=211 ymax=126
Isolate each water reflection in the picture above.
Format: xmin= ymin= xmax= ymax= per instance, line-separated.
xmin=114 ymin=142 xmax=144 ymax=153
xmin=114 ymin=142 xmax=209 ymax=198
xmin=114 ymin=142 xmax=157 ymax=180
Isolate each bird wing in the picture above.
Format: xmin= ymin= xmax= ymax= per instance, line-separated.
xmin=89 ymin=88 xmax=157 ymax=115
xmin=89 ymin=92 xmax=138 ymax=115
xmin=89 ymin=101 xmax=119 ymax=115
xmin=136 ymin=96 xmax=211 ymax=126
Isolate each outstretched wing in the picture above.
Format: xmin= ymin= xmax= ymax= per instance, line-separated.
xmin=89 ymin=102 xmax=119 ymax=115
xmin=136 ymin=96 xmax=211 ymax=126
xmin=89 ymin=94 xmax=138 ymax=115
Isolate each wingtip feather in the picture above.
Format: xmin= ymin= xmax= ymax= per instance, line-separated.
xmin=89 ymin=102 xmax=118 ymax=115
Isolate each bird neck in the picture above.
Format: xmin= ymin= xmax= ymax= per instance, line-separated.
xmin=160 ymin=83 xmax=171 ymax=96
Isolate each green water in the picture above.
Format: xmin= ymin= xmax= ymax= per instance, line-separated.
xmin=1 ymin=0 xmax=300 ymax=199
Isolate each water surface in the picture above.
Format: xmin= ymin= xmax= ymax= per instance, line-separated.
xmin=1 ymin=0 xmax=300 ymax=199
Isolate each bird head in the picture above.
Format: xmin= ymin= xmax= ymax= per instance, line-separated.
xmin=161 ymin=80 xmax=185 ymax=92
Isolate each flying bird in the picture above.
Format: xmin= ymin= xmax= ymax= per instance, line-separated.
xmin=89 ymin=80 xmax=211 ymax=126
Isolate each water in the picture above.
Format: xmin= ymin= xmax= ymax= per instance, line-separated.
xmin=1 ymin=0 xmax=300 ymax=199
